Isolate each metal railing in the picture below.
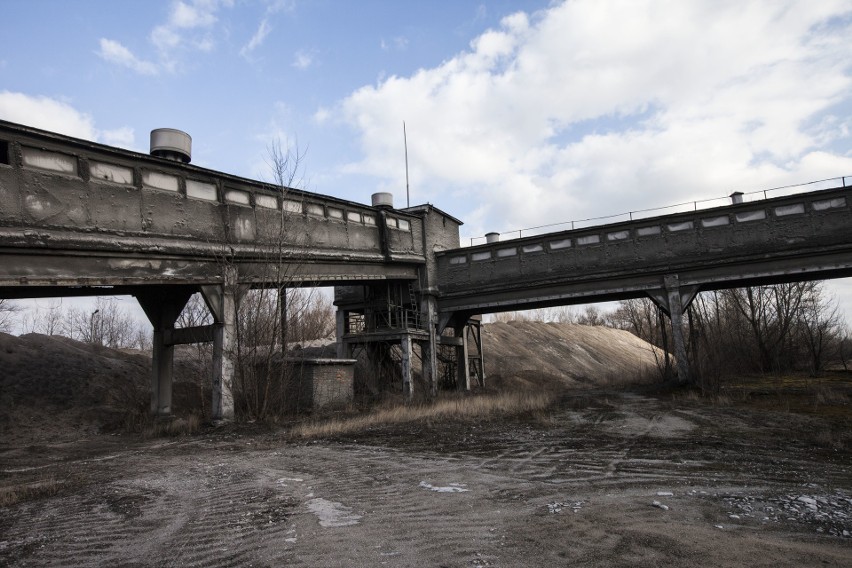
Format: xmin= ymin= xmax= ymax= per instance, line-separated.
xmin=469 ymin=175 xmax=850 ymax=246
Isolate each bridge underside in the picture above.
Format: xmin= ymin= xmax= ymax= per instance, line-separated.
xmin=438 ymin=247 xmax=852 ymax=322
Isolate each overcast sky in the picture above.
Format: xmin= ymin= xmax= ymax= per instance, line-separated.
xmin=3 ymin=0 xmax=852 ymax=320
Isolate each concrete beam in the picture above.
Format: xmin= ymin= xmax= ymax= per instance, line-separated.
xmin=164 ymin=325 xmax=216 ymax=346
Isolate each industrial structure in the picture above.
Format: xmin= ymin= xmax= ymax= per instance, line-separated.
xmin=1 ymin=119 xmax=850 ymax=419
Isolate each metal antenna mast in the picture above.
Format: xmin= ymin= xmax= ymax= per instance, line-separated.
xmin=404 ymin=121 xmax=410 ymax=208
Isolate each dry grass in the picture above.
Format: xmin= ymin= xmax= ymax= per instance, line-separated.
xmin=0 ymin=476 xmax=74 ymax=507
xmin=145 ymin=414 xmax=202 ymax=438
xmin=289 ymin=390 xmax=557 ymax=440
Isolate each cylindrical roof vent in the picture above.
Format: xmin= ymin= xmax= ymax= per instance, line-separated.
xmin=372 ymin=192 xmax=394 ymax=209
xmin=485 ymin=232 xmax=500 ymax=243
xmin=150 ymin=128 xmax=192 ymax=163
xmin=730 ymin=191 xmax=744 ymax=205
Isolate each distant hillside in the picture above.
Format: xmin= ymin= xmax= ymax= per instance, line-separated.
xmin=0 ymin=332 xmax=205 ymax=445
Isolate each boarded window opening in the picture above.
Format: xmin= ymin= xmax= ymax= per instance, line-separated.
xmin=813 ymin=198 xmax=846 ymax=211
xmin=775 ymin=203 xmax=804 ymax=217
xmin=701 ymin=216 xmax=729 ymax=228
xmin=577 ymin=234 xmax=600 ymax=245
xmin=637 ymin=226 xmax=661 ymax=236
xmin=667 ymin=221 xmax=694 ymax=232
xmin=735 ymin=210 xmax=766 ymax=223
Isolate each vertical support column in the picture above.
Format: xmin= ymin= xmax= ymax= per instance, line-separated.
xmin=454 ymin=324 xmax=471 ymax=391
xmin=335 ymin=309 xmax=348 ymax=359
xmin=401 ymin=334 xmax=414 ymax=400
xmin=136 ymin=287 xmax=193 ymax=418
xmin=664 ymin=275 xmax=690 ymax=384
xmin=150 ymin=328 xmax=174 ymax=415
xmin=423 ymin=294 xmax=439 ymax=398
xmin=201 ymin=267 xmax=241 ymax=422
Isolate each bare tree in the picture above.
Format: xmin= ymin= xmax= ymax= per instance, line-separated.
xmin=223 ymin=137 xmax=329 ymax=420
xmin=0 ymin=299 xmax=21 ymax=333
xmin=65 ymin=297 xmax=149 ymax=349
xmin=610 ymin=298 xmax=662 ymax=345
xmin=614 ymin=281 xmax=848 ymax=383
xmin=796 ymin=284 xmax=844 ymax=376
xmin=576 ymin=305 xmax=609 ymax=326
xmin=19 ymin=299 xmax=66 ymax=336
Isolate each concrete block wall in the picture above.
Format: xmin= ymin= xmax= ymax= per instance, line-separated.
xmin=285 ymin=358 xmax=355 ymax=411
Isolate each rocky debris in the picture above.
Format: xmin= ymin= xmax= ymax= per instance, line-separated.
xmin=720 ymin=490 xmax=851 ymax=537
xmin=652 ymin=500 xmax=670 ymax=511
xmin=547 ymin=500 xmax=585 ymax=514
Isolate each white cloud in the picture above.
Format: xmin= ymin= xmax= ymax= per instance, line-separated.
xmin=314 ymin=107 xmax=331 ymax=124
xmin=97 ymin=39 xmax=159 ymax=75
xmin=0 ymin=91 xmax=135 ymax=149
xmin=292 ymin=49 xmax=316 ymax=70
xmin=381 ymin=36 xmax=409 ymax=51
xmin=240 ymin=18 xmax=272 ymax=57
xmin=0 ymin=92 xmax=97 ymax=139
xmin=151 ymin=0 xmax=225 ymax=53
xmin=171 ymin=0 xmax=218 ymax=28
xmin=336 ymin=0 xmax=852 ymax=235
xmin=96 ymin=0 xmax=232 ymax=75
xmin=100 ymin=127 xmax=136 ymax=148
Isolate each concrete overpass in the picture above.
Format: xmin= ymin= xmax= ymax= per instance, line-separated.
xmin=0 ymin=119 xmax=453 ymax=419
xmin=435 ymin=182 xmax=852 ymax=380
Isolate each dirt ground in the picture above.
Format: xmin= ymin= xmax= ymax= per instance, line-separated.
xmin=2 ymin=388 xmax=850 ymax=567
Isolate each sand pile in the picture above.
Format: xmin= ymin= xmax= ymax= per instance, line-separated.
xmin=482 ymin=321 xmax=661 ymax=390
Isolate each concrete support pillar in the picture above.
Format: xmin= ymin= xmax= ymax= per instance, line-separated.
xmin=150 ymin=329 xmax=174 ymax=415
xmin=664 ymin=275 xmax=690 ymax=384
xmin=454 ymin=324 xmax=471 ymax=391
xmin=401 ymin=334 xmax=414 ymax=400
xmin=336 ymin=309 xmax=348 ymax=359
xmin=423 ymin=295 xmax=439 ymax=398
xmin=201 ymin=267 xmax=242 ymax=422
xmin=137 ymin=287 xmax=193 ymax=417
